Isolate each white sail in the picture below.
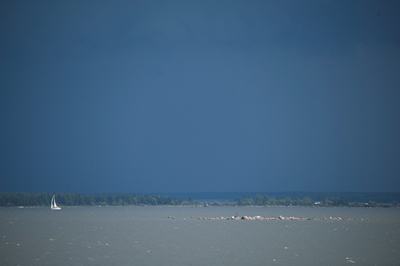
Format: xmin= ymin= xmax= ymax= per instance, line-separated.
xmin=53 ymin=197 xmax=58 ymax=208
xmin=51 ymin=194 xmax=61 ymax=210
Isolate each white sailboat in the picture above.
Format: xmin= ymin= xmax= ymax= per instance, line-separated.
xmin=51 ymin=194 xmax=61 ymax=210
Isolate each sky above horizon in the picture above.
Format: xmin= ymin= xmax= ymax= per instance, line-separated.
xmin=1 ymin=0 xmax=400 ymax=193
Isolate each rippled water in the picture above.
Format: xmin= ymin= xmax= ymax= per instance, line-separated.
xmin=1 ymin=206 xmax=399 ymax=265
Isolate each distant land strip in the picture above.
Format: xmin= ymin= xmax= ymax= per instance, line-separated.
xmin=173 ymin=215 xmax=370 ymax=221
xmin=0 ymin=192 xmax=399 ymax=207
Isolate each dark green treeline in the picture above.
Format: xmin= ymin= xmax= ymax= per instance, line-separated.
xmin=0 ymin=193 xmax=182 ymax=207
xmin=0 ymin=192 xmax=398 ymax=207
xmin=236 ymin=195 xmax=349 ymax=206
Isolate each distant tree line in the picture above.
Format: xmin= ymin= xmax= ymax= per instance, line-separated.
xmin=0 ymin=193 xmax=187 ymax=207
xmin=0 ymin=192 xmax=398 ymax=207
xmin=267 ymin=192 xmax=400 ymax=205
xmin=235 ymin=194 xmax=349 ymax=206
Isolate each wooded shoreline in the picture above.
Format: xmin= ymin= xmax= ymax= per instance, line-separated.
xmin=1 ymin=192 xmax=399 ymax=207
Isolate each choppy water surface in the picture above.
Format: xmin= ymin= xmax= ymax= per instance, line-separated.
xmin=1 ymin=206 xmax=399 ymax=265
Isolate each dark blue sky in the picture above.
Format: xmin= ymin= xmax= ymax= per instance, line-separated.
xmin=1 ymin=0 xmax=399 ymax=193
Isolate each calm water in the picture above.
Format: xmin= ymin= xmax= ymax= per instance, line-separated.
xmin=1 ymin=206 xmax=399 ymax=265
